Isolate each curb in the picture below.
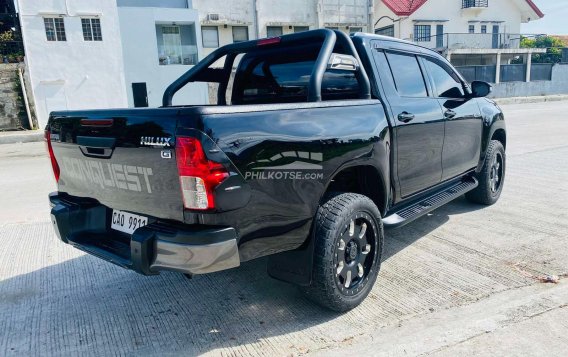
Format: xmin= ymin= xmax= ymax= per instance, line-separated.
xmin=0 ymin=130 xmax=44 ymax=145
xmin=493 ymin=95 xmax=568 ymax=105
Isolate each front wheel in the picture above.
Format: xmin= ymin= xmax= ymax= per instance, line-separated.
xmin=466 ymin=140 xmax=506 ymax=205
xmin=301 ymin=193 xmax=383 ymax=312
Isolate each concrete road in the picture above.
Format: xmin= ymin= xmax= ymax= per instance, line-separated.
xmin=1 ymin=101 xmax=567 ymax=356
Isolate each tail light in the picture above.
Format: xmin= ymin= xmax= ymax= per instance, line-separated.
xmin=176 ymin=137 xmax=229 ymax=210
xmin=45 ymin=130 xmax=60 ymax=182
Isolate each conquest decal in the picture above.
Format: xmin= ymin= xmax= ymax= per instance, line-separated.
xmin=60 ymin=157 xmax=154 ymax=193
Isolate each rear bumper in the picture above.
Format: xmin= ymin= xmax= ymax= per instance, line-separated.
xmin=48 ymin=192 xmax=240 ymax=276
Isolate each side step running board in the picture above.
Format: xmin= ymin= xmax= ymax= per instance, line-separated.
xmin=383 ymin=177 xmax=478 ymax=229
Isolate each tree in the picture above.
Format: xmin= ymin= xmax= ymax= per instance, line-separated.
xmin=520 ymin=35 xmax=565 ymax=63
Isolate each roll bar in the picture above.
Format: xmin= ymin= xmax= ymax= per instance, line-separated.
xmin=162 ymin=29 xmax=371 ymax=107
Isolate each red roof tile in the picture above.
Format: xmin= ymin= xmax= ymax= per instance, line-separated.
xmin=381 ymin=0 xmax=544 ymax=18
xmin=525 ymin=0 xmax=544 ymax=18
xmin=381 ymin=0 xmax=428 ymax=16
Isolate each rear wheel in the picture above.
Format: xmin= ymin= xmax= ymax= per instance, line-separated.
xmin=466 ymin=140 xmax=506 ymax=205
xmin=302 ymin=193 xmax=383 ymax=312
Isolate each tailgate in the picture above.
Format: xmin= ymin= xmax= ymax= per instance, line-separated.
xmin=47 ymin=110 xmax=183 ymax=221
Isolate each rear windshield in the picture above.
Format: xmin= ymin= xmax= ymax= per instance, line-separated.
xmin=232 ymin=45 xmax=360 ymax=104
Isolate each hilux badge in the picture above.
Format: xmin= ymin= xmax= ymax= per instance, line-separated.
xmin=140 ymin=136 xmax=172 ymax=147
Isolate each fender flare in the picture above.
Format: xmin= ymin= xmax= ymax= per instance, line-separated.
xmin=267 ymin=158 xmax=389 ymax=286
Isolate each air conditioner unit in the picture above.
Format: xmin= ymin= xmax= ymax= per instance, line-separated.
xmin=208 ymin=13 xmax=220 ymax=21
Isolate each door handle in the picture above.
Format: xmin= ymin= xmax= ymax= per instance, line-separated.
xmin=398 ymin=112 xmax=415 ymax=123
xmin=444 ymin=110 xmax=457 ymax=119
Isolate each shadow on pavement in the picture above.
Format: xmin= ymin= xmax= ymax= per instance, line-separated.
xmin=0 ymin=196 xmax=484 ymax=355
xmin=383 ymin=196 xmax=485 ymax=261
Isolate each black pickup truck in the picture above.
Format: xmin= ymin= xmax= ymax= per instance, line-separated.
xmin=46 ymin=30 xmax=506 ymax=311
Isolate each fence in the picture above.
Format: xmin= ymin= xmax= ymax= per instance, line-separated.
xmin=456 ymin=63 xmax=554 ymax=83
xmin=456 ymin=65 xmax=496 ymax=83
xmin=530 ymin=63 xmax=553 ymax=81
xmin=489 ymin=63 xmax=568 ymax=98
xmin=500 ymin=64 xmax=526 ymax=82
xmin=411 ymin=33 xmax=523 ymax=50
xmin=462 ymin=0 xmax=488 ymax=8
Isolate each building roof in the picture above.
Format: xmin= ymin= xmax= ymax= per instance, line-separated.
xmin=382 ymin=0 xmax=544 ymax=18
xmin=524 ymin=0 xmax=544 ymax=18
xmin=381 ymin=0 xmax=428 ymax=16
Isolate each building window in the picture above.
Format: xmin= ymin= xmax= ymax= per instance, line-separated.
xmin=202 ymin=26 xmax=219 ymax=48
xmin=350 ymin=27 xmax=363 ymax=33
xmin=414 ymin=25 xmax=431 ymax=42
xmin=267 ymin=26 xmax=283 ymax=37
xmin=294 ymin=26 xmax=309 ymax=33
xmin=375 ymin=25 xmax=394 ymax=37
xmin=232 ymin=26 xmax=248 ymax=43
xmin=481 ymin=25 xmax=487 ymax=34
xmin=157 ymin=24 xmax=198 ymax=65
xmin=44 ymin=17 xmax=66 ymax=41
xmin=469 ymin=25 xmax=475 ymax=33
xmin=81 ymin=18 xmax=102 ymax=41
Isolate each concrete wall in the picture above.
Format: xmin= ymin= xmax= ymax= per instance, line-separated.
xmin=257 ymin=0 xmax=317 ymax=37
xmin=117 ymin=6 xmax=208 ymax=107
xmin=193 ymin=0 xmax=370 ymax=57
xmin=192 ymin=0 xmax=254 ymax=57
xmin=17 ymin=0 xmax=128 ymax=129
xmin=0 ymin=64 xmax=25 ymax=130
xmin=117 ymin=0 xmax=190 ymax=8
xmin=490 ymin=64 xmax=568 ymax=98
xmin=374 ymin=0 xmax=538 ymax=43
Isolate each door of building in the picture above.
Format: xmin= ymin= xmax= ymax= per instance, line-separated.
xmin=492 ymin=25 xmax=499 ymax=49
xmin=132 ymin=82 xmax=148 ymax=108
xmin=436 ymin=25 xmax=444 ymax=48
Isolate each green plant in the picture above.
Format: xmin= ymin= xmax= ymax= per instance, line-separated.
xmin=0 ymin=30 xmax=14 ymax=42
xmin=521 ymin=35 xmax=565 ymax=63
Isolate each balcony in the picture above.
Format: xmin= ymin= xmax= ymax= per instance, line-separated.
xmin=412 ymin=33 xmax=522 ymax=50
xmin=158 ymin=45 xmax=198 ymax=66
xmin=462 ymin=0 xmax=488 ymax=8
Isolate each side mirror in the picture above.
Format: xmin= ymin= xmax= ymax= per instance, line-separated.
xmin=470 ymin=81 xmax=492 ymax=98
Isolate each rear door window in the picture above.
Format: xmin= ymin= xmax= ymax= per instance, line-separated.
xmin=385 ymin=52 xmax=428 ymax=97
xmin=233 ymin=48 xmax=360 ymax=104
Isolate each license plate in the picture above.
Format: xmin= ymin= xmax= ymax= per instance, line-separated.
xmin=111 ymin=210 xmax=148 ymax=234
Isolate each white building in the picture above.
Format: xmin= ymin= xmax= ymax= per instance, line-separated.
xmin=18 ymin=0 xmax=548 ymax=128
xmin=117 ymin=0 xmax=207 ymax=108
xmin=192 ymin=0 xmax=373 ymax=57
xmin=17 ymin=0 xmax=128 ymax=129
xmin=18 ymin=0 xmax=208 ymax=129
xmin=372 ymin=0 xmax=545 ymax=82
xmin=374 ymin=0 xmax=544 ymax=44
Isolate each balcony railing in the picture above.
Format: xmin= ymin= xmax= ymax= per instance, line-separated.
xmin=410 ymin=33 xmax=522 ymax=50
xmin=462 ymin=0 xmax=488 ymax=8
xmin=158 ymin=45 xmax=198 ymax=66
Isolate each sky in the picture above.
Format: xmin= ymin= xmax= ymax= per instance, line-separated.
xmin=521 ymin=0 xmax=568 ymax=34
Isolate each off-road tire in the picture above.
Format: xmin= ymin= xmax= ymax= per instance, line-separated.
xmin=301 ymin=192 xmax=383 ymax=312
xmin=466 ymin=140 xmax=506 ymax=205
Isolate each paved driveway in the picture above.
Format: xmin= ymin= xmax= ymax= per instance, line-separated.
xmin=1 ymin=101 xmax=567 ymax=356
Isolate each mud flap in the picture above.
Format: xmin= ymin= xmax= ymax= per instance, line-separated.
xmin=267 ymin=235 xmax=315 ymax=286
